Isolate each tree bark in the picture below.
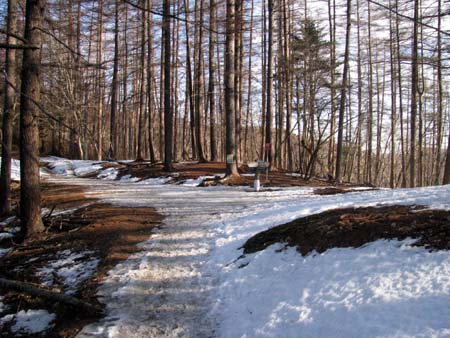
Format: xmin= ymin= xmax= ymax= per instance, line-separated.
xmin=335 ymin=0 xmax=351 ymax=183
xmin=109 ymin=0 xmax=120 ymax=160
xmin=0 ymin=0 xmax=18 ymax=217
xmin=225 ymin=0 xmax=239 ymax=176
xmin=208 ymin=0 xmax=218 ymax=161
xmin=20 ymin=0 xmax=45 ymax=237
xmin=265 ymin=0 xmax=274 ymax=167
xmin=163 ymin=0 xmax=173 ymax=171
xmin=409 ymin=0 xmax=419 ymax=188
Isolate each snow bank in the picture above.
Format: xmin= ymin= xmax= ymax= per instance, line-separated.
xmin=213 ymin=240 xmax=450 ymax=337
xmin=3 ymin=309 xmax=56 ymax=335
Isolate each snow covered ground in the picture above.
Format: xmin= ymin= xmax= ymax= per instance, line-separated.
xmin=3 ymin=158 xmax=450 ymax=337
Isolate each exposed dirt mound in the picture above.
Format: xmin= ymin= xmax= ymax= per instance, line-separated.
xmin=243 ymin=205 xmax=450 ymax=256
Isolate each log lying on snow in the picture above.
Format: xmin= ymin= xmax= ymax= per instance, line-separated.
xmin=0 ymin=277 xmax=102 ymax=315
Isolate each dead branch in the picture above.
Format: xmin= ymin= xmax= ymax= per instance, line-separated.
xmin=0 ymin=277 xmax=102 ymax=315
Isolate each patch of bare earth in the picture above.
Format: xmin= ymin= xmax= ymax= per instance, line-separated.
xmin=243 ymin=205 xmax=450 ymax=256
xmin=0 ymin=183 xmax=161 ymax=338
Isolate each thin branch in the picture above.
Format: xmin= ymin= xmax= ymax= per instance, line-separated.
xmin=2 ymin=71 xmax=79 ymax=135
xmin=0 ymin=28 xmax=29 ymax=44
xmin=122 ymin=0 xmax=223 ymax=34
xmin=369 ymin=0 xmax=450 ymax=37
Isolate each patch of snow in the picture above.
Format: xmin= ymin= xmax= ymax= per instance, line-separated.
xmin=0 ymin=216 xmax=17 ymax=227
xmin=73 ymin=162 xmax=103 ymax=177
xmin=38 ymin=250 xmax=99 ymax=295
xmin=139 ymin=177 xmax=173 ymax=185
xmin=42 ymin=157 xmax=105 ymax=177
xmin=0 ymin=248 xmax=10 ymax=258
xmin=0 ymin=233 xmax=13 ymax=241
xmin=0 ymin=313 xmax=15 ymax=324
xmin=180 ymin=175 xmax=218 ymax=187
xmin=285 ymin=172 xmax=302 ymax=177
xmin=212 ymin=240 xmax=450 ymax=337
xmin=9 ymin=226 xmax=20 ymax=234
xmin=119 ymin=174 xmax=140 ymax=182
xmin=97 ymin=167 xmax=118 ymax=180
xmin=10 ymin=309 xmax=55 ymax=335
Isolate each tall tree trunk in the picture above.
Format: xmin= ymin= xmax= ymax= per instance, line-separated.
xmin=0 ymin=0 xmax=18 ymax=217
xmin=334 ymin=0 xmax=351 ymax=183
xmin=20 ymin=0 xmax=45 ymax=237
xmin=96 ymin=0 xmax=104 ymax=160
xmin=409 ymin=0 xmax=419 ymax=187
xmin=436 ymin=0 xmax=443 ymax=184
xmin=389 ymin=0 xmax=397 ymax=188
xmin=208 ymin=0 xmax=218 ymax=161
xmin=137 ymin=0 xmax=147 ymax=160
xmin=109 ymin=0 xmax=120 ymax=160
xmin=184 ymin=0 xmax=196 ymax=159
xmin=147 ymin=0 xmax=156 ymax=162
xmin=194 ymin=0 xmax=206 ymax=162
xmin=163 ymin=0 xmax=173 ymax=171
xmin=225 ymin=0 xmax=239 ymax=175
xmin=327 ymin=0 xmax=336 ymax=175
xmin=395 ymin=0 xmax=407 ymax=187
xmin=366 ymin=0 xmax=374 ymax=184
xmin=265 ymin=0 xmax=274 ymax=167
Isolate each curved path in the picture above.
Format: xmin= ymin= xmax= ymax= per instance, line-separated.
xmin=45 ymin=175 xmax=287 ymax=337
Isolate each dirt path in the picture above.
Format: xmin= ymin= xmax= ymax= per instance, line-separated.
xmin=43 ymin=176 xmax=225 ymax=337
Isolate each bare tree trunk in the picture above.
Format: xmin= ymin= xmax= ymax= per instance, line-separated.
xmin=194 ymin=0 xmax=206 ymax=162
xmin=389 ymin=0 xmax=397 ymax=188
xmin=163 ymin=0 xmax=173 ymax=171
xmin=183 ymin=0 xmax=196 ymax=159
xmin=327 ymin=0 xmax=336 ymax=175
xmin=436 ymin=0 xmax=443 ymax=184
xmin=0 ymin=0 xmax=17 ymax=217
xmin=137 ymin=0 xmax=147 ymax=160
xmin=409 ymin=0 xmax=419 ymax=188
xmin=20 ymin=0 xmax=45 ymax=237
xmin=335 ymin=0 xmax=351 ymax=183
xmin=225 ymin=0 xmax=239 ymax=176
xmin=147 ymin=0 xmax=156 ymax=162
xmin=208 ymin=0 xmax=218 ymax=161
xmin=395 ymin=0 xmax=407 ymax=187
xmin=109 ymin=0 xmax=120 ymax=160
xmin=265 ymin=0 xmax=274 ymax=167
xmin=96 ymin=0 xmax=104 ymax=161
xmin=366 ymin=0 xmax=374 ymax=184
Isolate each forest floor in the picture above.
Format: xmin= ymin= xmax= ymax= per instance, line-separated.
xmin=0 ymin=160 xmax=449 ymax=337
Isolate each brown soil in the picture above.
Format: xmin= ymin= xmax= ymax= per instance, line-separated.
xmin=0 ymin=183 xmax=161 ymax=338
xmin=243 ymin=205 xmax=450 ymax=256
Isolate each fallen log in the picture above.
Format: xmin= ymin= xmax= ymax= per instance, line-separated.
xmin=0 ymin=277 xmax=102 ymax=315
